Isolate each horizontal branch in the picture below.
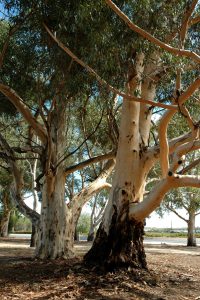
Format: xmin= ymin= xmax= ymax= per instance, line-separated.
xmin=65 ymin=152 xmax=115 ymax=175
xmin=44 ymin=23 xmax=177 ymax=111
xmin=105 ymin=0 xmax=200 ymax=63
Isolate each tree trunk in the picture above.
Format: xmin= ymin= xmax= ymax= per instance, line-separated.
xmin=35 ymin=105 xmax=76 ymax=259
xmin=187 ymin=211 xmax=196 ymax=246
xmin=84 ymin=52 xmax=161 ymax=270
xmin=0 ymin=210 xmax=11 ymax=237
xmin=85 ymin=53 xmax=150 ymax=270
xmin=30 ymin=156 xmax=39 ymax=247
xmin=85 ymin=213 xmax=146 ymax=270
xmin=0 ymin=190 xmax=12 ymax=237
xmin=30 ymin=224 xmax=38 ymax=247
xmin=36 ymin=167 xmax=71 ymax=258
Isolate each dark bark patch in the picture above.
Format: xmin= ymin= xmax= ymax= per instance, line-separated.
xmin=122 ymin=189 xmax=127 ymax=195
xmin=84 ymin=203 xmax=147 ymax=272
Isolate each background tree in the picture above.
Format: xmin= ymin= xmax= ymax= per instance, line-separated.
xmin=159 ymin=152 xmax=200 ymax=246
xmin=0 ymin=0 xmax=116 ymax=258
xmin=87 ymin=190 xmax=109 ymax=241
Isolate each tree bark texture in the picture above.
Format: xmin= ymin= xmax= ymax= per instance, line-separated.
xmin=0 ymin=191 xmax=11 ymax=237
xmin=36 ymin=105 xmax=71 ymax=259
xmin=85 ymin=53 xmax=152 ymax=270
xmin=187 ymin=211 xmax=196 ymax=246
xmin=85 ymin=208 xmax=146 ymax=270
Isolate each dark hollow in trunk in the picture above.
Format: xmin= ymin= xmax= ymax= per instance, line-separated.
xmin=84 ymin=206 xmax=147 ymax=271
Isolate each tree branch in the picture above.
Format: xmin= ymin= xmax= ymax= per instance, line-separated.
xmin=179 ymin=157 xmax=200 ymax=174
xmin=165 ymin=203 xmax=188 ymax=223
xmin=70 ymin=159 xmax=114 ymax=211
xmin=158 ymin=78 xmax=200 ymax=177
xmin=189 ymin=15 xmax=200 ymax=26
xmin=0 ymin=84 xmax=47 ymax=143
xmin=105 ymin=0 xmax=200 ymax=63
xmin=44 ymin=23 xmax=177 ymax=111
xmin=0 ymin=132 xmax=40 ymax=225
xmin=65 ymin=152 xmax=115 ymax=176
xmin=56 ymin=106 xmax=105 ymax=168
xmin=180 ymin=0 xmax=198 ymax=47
xmin=130 ymin=174 xmax=200 ymax=221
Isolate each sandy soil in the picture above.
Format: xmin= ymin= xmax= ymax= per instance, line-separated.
xmin=0 ymin=237 xmax=200 ymax=300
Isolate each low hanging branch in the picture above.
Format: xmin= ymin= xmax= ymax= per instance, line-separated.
xmin=105 ymin=0 xmax=200 ymax=63
xmin=44 ymin=23 xmax=177 ymax=111
xmin=0 ymin=132 xmax=40 ymax=225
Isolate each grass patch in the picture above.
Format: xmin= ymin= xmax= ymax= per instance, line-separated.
xmin=145 ymin=231 xmax=200 ymax=238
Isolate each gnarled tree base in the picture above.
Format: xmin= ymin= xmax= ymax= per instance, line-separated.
xmin=84 ymin=214 xmax=147 ymax=271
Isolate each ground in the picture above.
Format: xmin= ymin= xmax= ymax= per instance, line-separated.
xmin=0 ymin=238 xmax=200 ymax=300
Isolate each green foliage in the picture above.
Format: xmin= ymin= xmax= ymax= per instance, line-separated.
xmin=77 ymin=213 xmax=90 ymax=234
xmin=145 ymin=231 xmax=200 ymax=238
xmin=8 ymin=209 xmax=32 ymax=232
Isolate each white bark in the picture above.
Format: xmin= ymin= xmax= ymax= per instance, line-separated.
xmin=130 ymin=175 xmax=200 ymax=221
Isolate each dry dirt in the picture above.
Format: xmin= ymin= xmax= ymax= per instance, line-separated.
xmin=0 ymin=237 xmax=200 ymax=300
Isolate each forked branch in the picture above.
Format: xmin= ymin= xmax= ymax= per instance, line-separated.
xmin=44 ymin=23 xmax=177 ymax=111
xmin=130 ymin=174 xmax=200 ymax=221
xmin=105 ymin=0 xmax=200 ymax=63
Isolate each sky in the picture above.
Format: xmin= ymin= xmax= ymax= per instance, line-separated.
xmin=25 ymin=196 xmax=200 ymax=229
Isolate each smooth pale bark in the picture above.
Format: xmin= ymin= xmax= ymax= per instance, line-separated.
xmin=36 ymin=104 xmax=69 ymax=259
xmin=130 ymin=175 xmax=200 ymax=221
xmin=29 ymin=157 xmax=39 ymax=247
xmin=187 ymin=210 xmax=196 ymax=246
xmin=85 ymin=53 xmax=155 ymax=270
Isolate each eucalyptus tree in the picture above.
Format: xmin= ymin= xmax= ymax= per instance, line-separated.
xmin=87 ymin=190 xmax=109 ymax=242
xmin=1 ymin=1 xmax=200 ymax=269
xmin=160 ymin=151 xmax=200 ymax=247
xmin=0 ymin=1 xmax=116 ymax=258
xmin=48 ymin=0 xmax=200 ymax=269
xmin=86 ymin=0 xmax=200 ymax=270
